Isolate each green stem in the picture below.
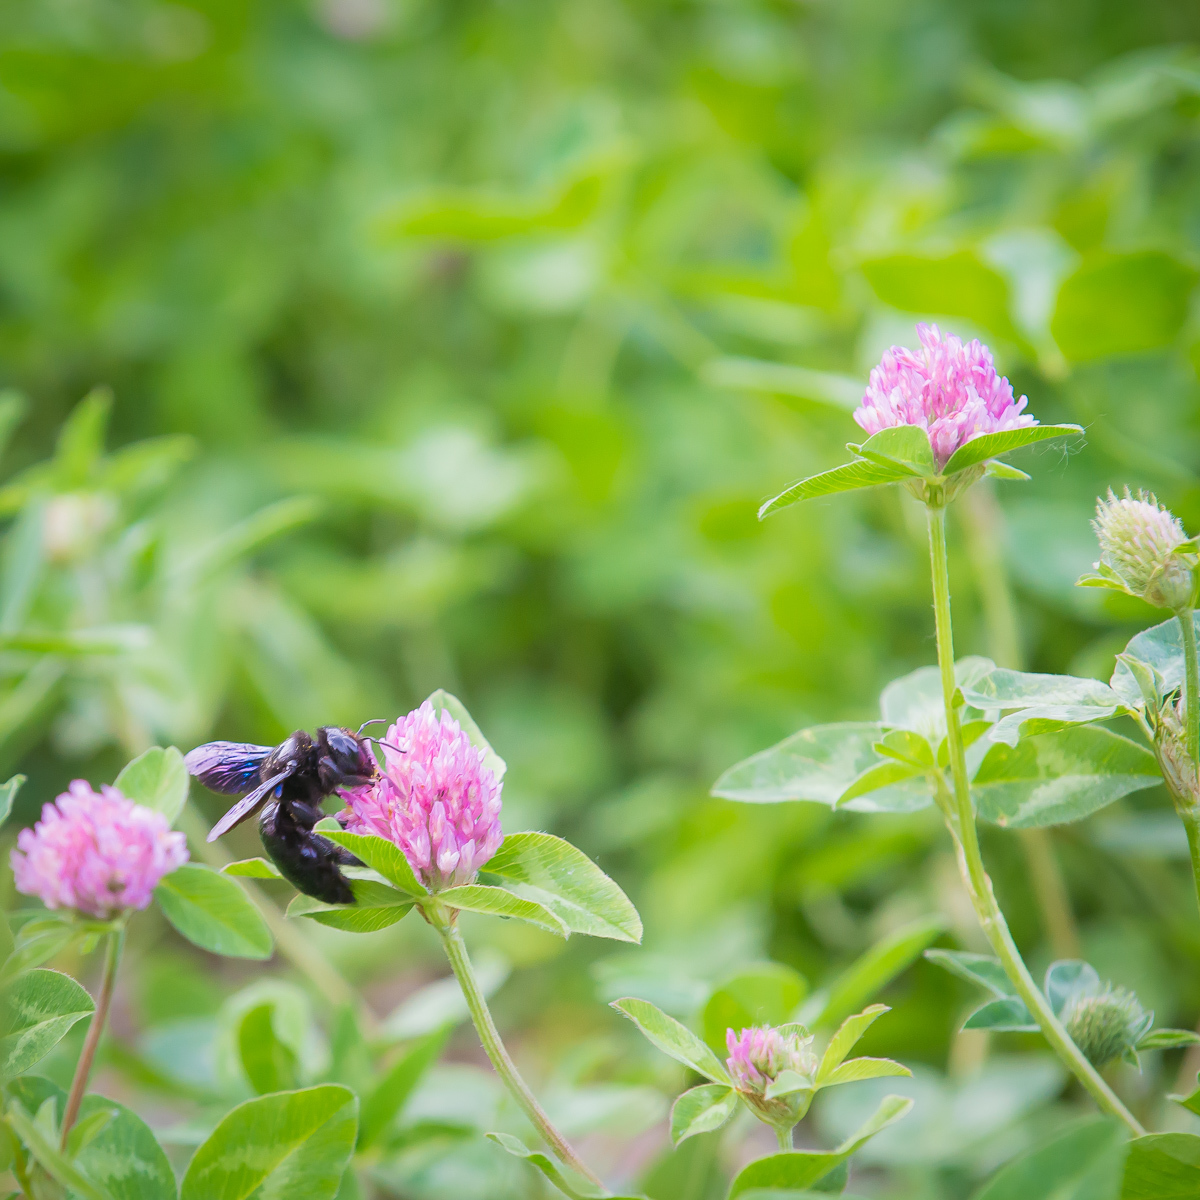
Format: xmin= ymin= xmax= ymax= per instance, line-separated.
xmin=1179 ymin=609 xmax=1199 ymax=779
xmin=775 ymin=1125 xmax=794 ymax=1152
xmin=926 ymin=504 xmax=1144 ymax=1136
xmin=431 ymin=907 xmax=604 ymax=1187
xmin=959 ymin=485 xmax=1080 ymax=958
xmin=60 ymin=927 xmax=124 ymax=1147
xmin=1181 ymin=810 xmax=1200 ymax=921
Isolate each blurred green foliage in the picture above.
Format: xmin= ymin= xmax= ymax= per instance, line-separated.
xmin=4 ymin=0 xmax=1200 ymax=1195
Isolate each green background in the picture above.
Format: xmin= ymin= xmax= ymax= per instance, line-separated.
xmin=3 ymin=0 xmax=1200 ymax=1194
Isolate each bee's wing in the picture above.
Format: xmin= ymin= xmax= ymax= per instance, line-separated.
xmin=207 ymin=769 xmax=293 ymax=842
xmin=184 ymin=742 xmax=273 ymax=795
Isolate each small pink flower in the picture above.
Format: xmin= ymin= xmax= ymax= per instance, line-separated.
xmin=11 ymin=781 xmax=189 ymax=919
xmin=726 ymin=1025 xmax=817 ymax=1095
xmin=855 ymin=323 xmax=1035 ymax=469
xmin=338 ymin=700 xmax=503 ymax=891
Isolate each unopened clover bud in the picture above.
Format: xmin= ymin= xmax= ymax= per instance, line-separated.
xmin=726 ymin=1024 xmax=819 ymax=1131
xmin=1090 ymin=489 xmax=1196 ymax=611
xmin=1061 ymin=985 xmax=1151 ymax=1070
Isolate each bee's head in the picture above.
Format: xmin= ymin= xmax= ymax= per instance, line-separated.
xmin=318 ymin=726 xmax=377 ymax=781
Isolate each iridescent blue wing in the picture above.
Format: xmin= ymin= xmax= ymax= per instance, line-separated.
xmin=184 ymin=742 xmax=273 ymax=795
xmin=207 ymin=769 xmax=293 ymax=842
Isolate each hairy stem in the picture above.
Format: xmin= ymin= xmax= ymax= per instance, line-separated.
xmin=926 ymin=504 xmax=1143 ymax=1136
xmin=1175 ymin=610 xmax=1200 ymax=918
xmin=60 ymin=927 xmax=124 ymax=1146
xmin=959 ymin=484 xmax=1080 ymax=958
xmin=1180 ymin=609 xmax=1199 ymax=781
xmin=431 ymin=907 xmax=603 ymax=1186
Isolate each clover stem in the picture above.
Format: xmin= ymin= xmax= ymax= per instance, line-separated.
xmin=959 ymin=484 xmax=1079 ymax=958
xmin=926 ymin=504 xmax=1144 ymax=1136
xmin=776 ymin=1125 xmax=794 ymax=1151
xmin=1179 ymin=610 xmax=1199 ymax=783
xmin=430 ymin=905 xmax=604 ymax=1186
xmin=60 ymin=925 xmax=124 ymax=1147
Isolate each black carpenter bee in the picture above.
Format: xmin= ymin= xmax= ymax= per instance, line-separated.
xmin=185 ymin=725 xmax=386 ymax=905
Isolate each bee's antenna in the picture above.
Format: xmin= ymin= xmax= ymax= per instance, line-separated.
xmin=357 ymin=718 xmax=390 ymax=735
xmin=366 ymin=737 xmax=407 ymax=755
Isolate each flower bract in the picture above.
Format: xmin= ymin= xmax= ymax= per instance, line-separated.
xmin=11 ymin=780 xmax=188 ymax=919
xmin=339 ymin=699 xmax=503 ymax=891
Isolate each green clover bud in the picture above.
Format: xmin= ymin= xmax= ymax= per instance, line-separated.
xmin=1061 ymin=985 xmax=1152 ymax=1069
xmin=1087 ymin=489 xmax=1197 ymax=612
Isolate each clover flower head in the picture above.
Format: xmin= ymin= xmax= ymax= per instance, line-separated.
xmin=338 ymin=700 xmax=503 ymax=891
xmin=725 ymin=1024 xmax=818 ymax=1128
xmin=855 ymin=323 xmax=1035 ymax=469
xmin=10 ymin=780 xmax=188 ymax=919
xmin=1092 ymin=488 xmax=1194 ymax=610
xmin=1061 ymin=985 xmax=1151 ymax=1069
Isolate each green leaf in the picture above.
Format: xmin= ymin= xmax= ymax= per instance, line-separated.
xmin=974 ymin=1115 xmax=1127 ymax=1200
xmin=860 ymin=251 xmax=1019 ymax=340
xmin=962 ymin=998 xmax=1037 ymax=1031
xmin=819 ymin=1057 xmax=911 ymax=1087
xmin=63 ymin=1106 xmax=117 ymax=1161
xmin=425 ymin=688 xmax=507 ymax=781
xmin=239 ymin=1002 xmax=299 ymax=1094
xmin=727 ymin=1095 xmax=913 ymax=1196
xmin=1114 ymin=654 xmax=1165 ymax=714
xmin=1121 ymin=1132 xmax=1200 ymax=1199
xmin=358 ymin=1028 xmax=448 ymax=1149
xmin=1139 ymin=1029 xmax=1200 ymax=1051
xmin=960 ymin=668 xmax=1125 ymax=746
xmin=114 ymin=746 xmax=189 ymax=825
xmin=972 ymin=726 xmax=1161 ymax=828
xmin=318 ymin=830 xmax=425 ymax=896
xmin=941 ymin=424 xmax=1083 ymax=476
xmin=836 ymin=759 xmax=927 ymax=807
xmin=436 ymin=884 xmax=568 ymax=935
xmin=857 ymin=427 xmax=935 ymax=476
xmin=702 ymin=962 xmax=808 ymax=1055
xmin=816 ymin=1005 xmax=890 ymax=1082
xmin=805 ymin=915 xmax=948 ymax=1027
xmin=484 ymin=1132 xmax=608 ymax=1200
xmin=222 ymin=857 xmax=284 ymax=880
xmin=1044 ymin=960 xmax=1100 ymax=1013
xmin=984 ymin=460 xmax=1031 ymax=482
xmin=712 ymin=723 xmax=934 ymax=814
xmin=610 ymin=997 xmax=731 ymax=1084
xmin=485 ymin=832 xmax=641 ymax=943
xmin=180 ymin=1085 xmax=358 ymax=1200
xmin=54 ymin=387 xmax=112 ymax=487
xmin=0 ymin=968 xmax=94 ymax=1078
xmin=923 ymin=949 xmax=1017 ymax=998
xmin=1111 ymin=614 xmax=1200 ymax=710
xmin=758 ymin=460 xmax=917 ymax=518
xmin=4 ymin=1105 xmax=111 ymax=1200
xmin=1 ymin=917 xmax=78 ymax=982
xmin=1051 ymin=250 xmax=1198 ymax=362
xmin=669 ymin=1083 xmax=737 ymax=1146
xmin=0 ymin=774 xmax=24 ymax=829
xmin=155 ymin=863 xmax=274 ymax=959
xmin=700 ymin=357 xmax=863 ymax=411
xmin=763 ymin=1069 xmax=814 ymax=1101
xmin=1170 ymin=1073 xmax=1200 ymax=1116
xmin=287 ymin=881 xmax=415 ymax=933
xmin=74 ymin=1094 xmax=178 ymax=1200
